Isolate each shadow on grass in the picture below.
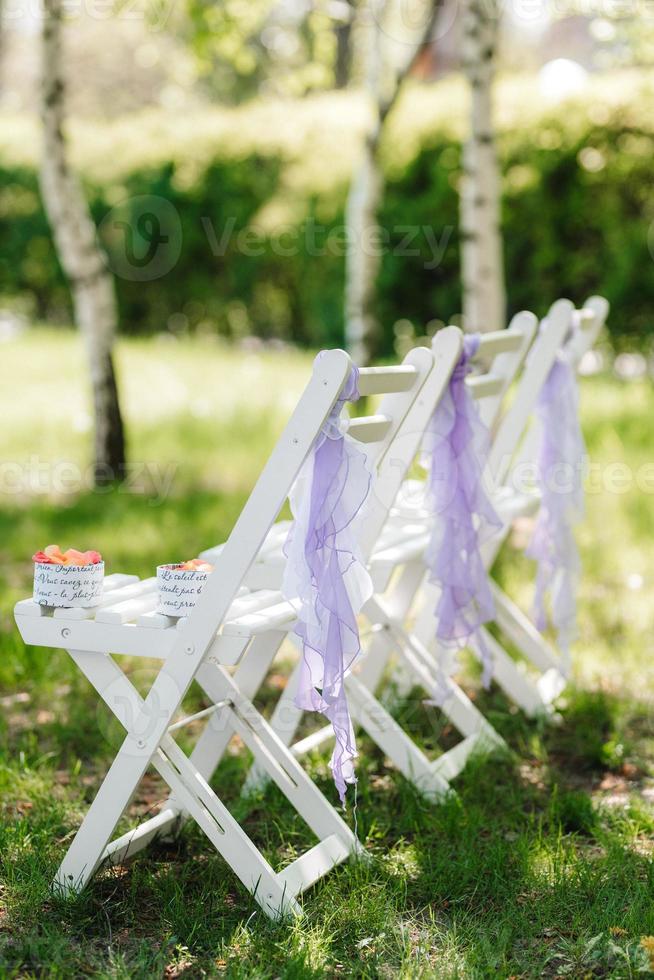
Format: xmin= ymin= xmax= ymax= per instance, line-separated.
xmin=2 ymin=680 xmax=654 ymax=977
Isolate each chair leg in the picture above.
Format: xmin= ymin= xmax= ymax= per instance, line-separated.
xmin=243 ymin=643 xmax=305 ymax=793
xmin=165 ymin=631 xmax=287 ymax=816
xmin=198 ymin=664 xmax=361 ymax=855
xmin=412 ymin=575 xmax=559 ymax=714
xmin=473 ymin=628 xmax=556 ymax=717
xmin=156 ymin=735 xmax=301 ymax=918
xmin=55 ymin=650 xmax=169 ymax=894
xmin=55 ymin=732 xmax=161 ymax=895
xmin=345 ymin=674 xmax=452 ymax=800
xmin=366 ymin=597 xmax=506 ymax=743
xmin=63 ymin=647 xmax=353 ymax=917
xmin=489 ymin=581 xmax=563 ymax=675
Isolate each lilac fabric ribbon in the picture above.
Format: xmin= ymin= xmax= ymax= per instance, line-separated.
xmin=282 ymin=353 xmax=373 ymax=803
xmin=424 ymin=334 xmax=502 ymax=691
xmin=526 ymin=352 xmax=585 ymax=674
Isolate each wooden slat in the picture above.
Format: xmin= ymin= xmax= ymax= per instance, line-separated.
xmin=222 ymin=598 xmax=299 ymax=637
xmin=102 ymin=574 xmax=141 ymax=592
xmin=198 ymin=543 xmax=224 ymax=563
xmin=225 ymin=589 xmax=284 ymax=619
xmin=346 ymin=414 xmax=392 ymax=443
xmin=357 ymin=365 xmax=417 ymax=395
xmin=291 ymin=724 xmax=334 ymax=757
xmin=14 ymin=599 xmax=51 ymax=619
xmin=466 ymin=373 xmax=503 ymax=399
xmin=138 ymin=611 xmax=177 ymax=630
xmin=54 ymin=577 xmax=157 ymax=621
xmin=14 ymin=573 xmax=142 ymax=622
xmin=95 ymin=593 xmax=159 ymax=625
xmin=473 ymin=329 xmax=523 ymax=359
xmin=244 ymin=560 xmax=285 ymax=592
xmin=101 ymin=808 xmax=180 ymax=866
xmin=372 ymin=530 xmax=429 ymax=568
xmin=277 ymin=834 xmax=350 ymax=898
xmin=137 ymin=585 xmax=254 ymax=630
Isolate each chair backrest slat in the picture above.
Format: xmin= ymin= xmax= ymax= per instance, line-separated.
xmin=472 ymin=312 xmax=539 ymax=430
xmin=488 ymin=298 xmax=574 ymax=485
xmin=357 ymin=365 xmax=418 ymax=395
xmin=471 ymin=329 xmax=525 ymax=358
xmin=566 ymin=295 xmax=609 ymax=368
xmin=358 ymin=348 xmax=434 ymax=470
xmin=346 ymin=415 xmax=393 ymax=443
xmin=359 ymin=327 xmax=463 ymax=557
xmin=467 ymin=373 xmax=504 ymax=400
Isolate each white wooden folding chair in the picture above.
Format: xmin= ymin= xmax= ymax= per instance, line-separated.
xmin=191 ymin=329 xmax=469 ymax=803
xmin=404 ymin=296 xmax=610 ymax=719
xmin=14 ymin=346 xmax=446 ymax=919
xmin=205 ymin=313 xmax=539 ymax=798
xmin=472 ymin=294 xmax=610 ymax=705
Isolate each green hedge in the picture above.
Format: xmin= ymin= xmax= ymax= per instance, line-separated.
xmin=1 ymin=106 xmax=653 ymax=352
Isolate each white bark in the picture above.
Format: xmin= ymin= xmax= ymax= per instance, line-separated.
xmin=40 ymin=0 xmax=126 ymax=483
xmin=345 ymin=0 xmax=440 ymax=364
xmin=460 ymin=0 xmax=506 ymax=332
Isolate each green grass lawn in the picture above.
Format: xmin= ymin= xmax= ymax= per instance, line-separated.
xmin=1 ymin=329 xmax=654 ymax=978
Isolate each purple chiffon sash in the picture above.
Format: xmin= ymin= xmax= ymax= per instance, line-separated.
xmin=526 ymin=353 xmax=585 ymax=673
xmin=283 ymin=353 xmax=373 ymax=802
xmin=424 ymin=334 xmax=502 ymax=691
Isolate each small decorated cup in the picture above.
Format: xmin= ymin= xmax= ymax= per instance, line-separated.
xmin=32 ymin=546 xmax=104 ymax=608
xmin=156 ymin=559 xmax=213 ymax=618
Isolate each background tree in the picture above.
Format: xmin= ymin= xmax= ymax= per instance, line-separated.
xmin=345 ymin=0 xmax=441 ymax=364
xmin=40 ymin=0 xmax=126 ymax=484
xmin=459 ymin=0 xmax=505 ymax=332
xmin=333 ymin=0 xmax=355 ymax=88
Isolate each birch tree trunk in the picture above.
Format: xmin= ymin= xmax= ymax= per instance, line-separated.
xmin=40 ymin=0 xmax=126 ymax=484
xmin=344 ymin=0 xmax=440 ymax=364
xmin=334 ymin=0 xmax=354 ymax=88
xmin=460 ymin=0 xmax=505 ymax=333
xmin=0 ymin=0 xmax=4 ymax=89
xmin=344 ymin=0 xmax=386 ymax=365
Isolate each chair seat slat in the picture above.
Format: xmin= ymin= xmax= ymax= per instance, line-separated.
xmin=54 ymin=577 xmax=158 ymax=620
xmin=95 ymin=593 xmax=159 ymax=625
xmin=222 ymin=598 xmax=300 ymax=636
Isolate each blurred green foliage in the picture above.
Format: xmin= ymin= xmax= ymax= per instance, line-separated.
xmin=1 ymin=76 xmax=653 ymax=351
